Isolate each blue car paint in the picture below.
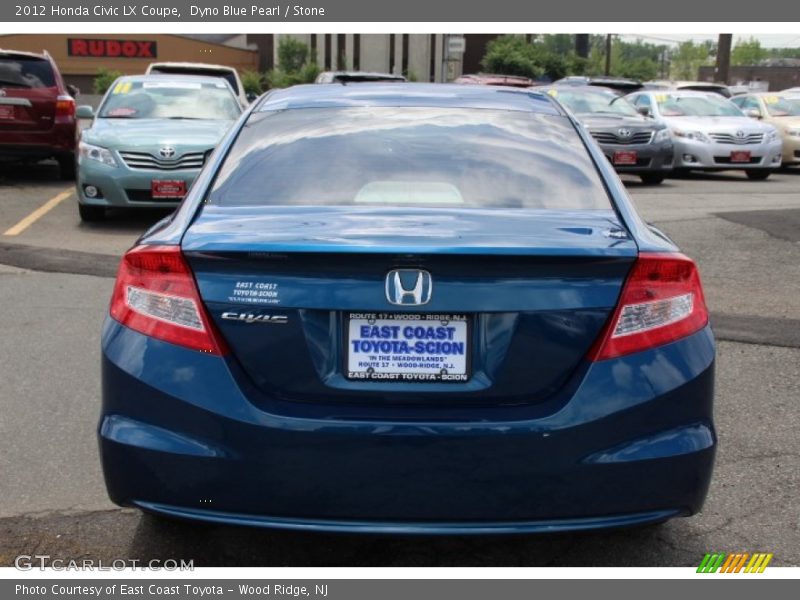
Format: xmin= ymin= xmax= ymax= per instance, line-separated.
xmin=99 ymin=84 xmax=715 ymax=532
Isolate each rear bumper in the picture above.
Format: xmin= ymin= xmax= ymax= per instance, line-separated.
xmin=99 ymin=320 xmax=716 ymax=532
xmin=0 ymin=127 xmax=76 ymax=161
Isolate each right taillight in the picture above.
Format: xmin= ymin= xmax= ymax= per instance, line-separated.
xmin=588 ymin=252 xmax=709 ymax=361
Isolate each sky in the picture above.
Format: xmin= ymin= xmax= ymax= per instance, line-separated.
xmin=619 ymin=34 xmax=800 ymax=48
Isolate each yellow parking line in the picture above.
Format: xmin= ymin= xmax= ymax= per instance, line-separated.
xmin=3 ymin=188 xmax=74 ymax=236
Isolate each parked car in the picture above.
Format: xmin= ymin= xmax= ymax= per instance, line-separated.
xmin=99 ymin=83 xmax=716 ymax=533
xmin=0 ymin=49 xmax=79 ymax=179
xmin=627 ymin=90 xmax=782 ymax=179
xmin=643 ymin=80 xmax=731 ymax=98
xmin=455 ymin=73 xmax=536 ymax=87
xmin=74 ymin=75 xmax=242 ymax=221
xmin=552 ymin=76 xmax=643 ymax=94
xmin=541 ymin=85 xmax=672 ymax=184
xmin=731 ymin=92 xmax=800 ymax=166
xmin=780 ymin=87 xmax=800 ymax=94
xmin=315 ymin=71 xmax=406 ymax=84
xmin=145 ymin=62 xmax=250 ymax=105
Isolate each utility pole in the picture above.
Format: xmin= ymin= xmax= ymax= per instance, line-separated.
xmin=575 ymin=34 xmax=590 ymax=58
xmin=716 ymin=34 xmax=732 ymax=84
xmin=605 ymin=34 xmax=612 ymax=75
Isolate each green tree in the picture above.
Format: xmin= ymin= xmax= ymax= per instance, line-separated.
xmin=240 ymin=70 xmax=265 ymax=96
xmin=277 ymin=37 xmax=309 ymax=72
xmin=732 ymin=38 xmax=767 ymax=66
xmin=265 ymin=38 xmax=320 ymax=89
xmin=669 ymin=40 xmax=713 ymax=80
xmin=93 ymin=68 xmax=124 ymax=95
xmin=481 ymin=35 xmax=544 ymax=79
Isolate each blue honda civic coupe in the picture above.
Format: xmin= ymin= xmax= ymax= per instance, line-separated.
xmin=99 ymin=83 xmax=716 ymax=534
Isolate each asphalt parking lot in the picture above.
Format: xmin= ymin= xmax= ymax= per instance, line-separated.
xmin=0 ymin=162 xmax=798 ymax=567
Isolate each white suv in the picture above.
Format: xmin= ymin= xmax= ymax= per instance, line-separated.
xmin=145 ymin=62 xmax=250 ymax=106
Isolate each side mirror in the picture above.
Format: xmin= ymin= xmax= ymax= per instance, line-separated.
xmin=246 ymin=92 xmax=259 ymax=103
xmin=636 ymin=105 xmax=651 ymax=117
xmin=745 ymin=108 xmax=762 ymax=119
xmin=66 ymin=84 xmax=80 ymax=98
xmin=76 ymin=105 xmax=94 ymax=119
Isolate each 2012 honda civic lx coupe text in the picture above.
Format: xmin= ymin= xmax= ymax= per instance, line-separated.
xmin=99 ymin=84 xmax=716 ymax=534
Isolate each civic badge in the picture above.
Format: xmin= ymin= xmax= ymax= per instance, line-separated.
xmin=385 ymin=269 xmax=433 ymax=306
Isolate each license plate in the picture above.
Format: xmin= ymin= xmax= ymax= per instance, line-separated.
xmin=730 ymin=150 xmax=751 ymax=163
xmin=346 ymin=313 xmax=469 ymax=382
xmin=613 ymin=150 xmax=638 ymax=165
xmin=0 ymin=105 xmax=14 ymax=120
xmin=151 ymin=179 xmax=186 ymax=199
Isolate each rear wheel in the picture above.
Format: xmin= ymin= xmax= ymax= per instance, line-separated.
xmin=745 ymin=169 xmax=772 ymax=181
xmin=78 ymin=203 xmax=105 ymax=222
xmin=57 ymin=154 xmax=76 ymax=180
xmin=639 ymin=173 xmax=665 ymax=185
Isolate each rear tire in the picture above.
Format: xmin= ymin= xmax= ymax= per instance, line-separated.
xmin=78 ymin=203 xmax=105 ymax=222
xmin=58 ymin=154 xmax=76 ymax=180
xmin=745 ymin=170 xmax=771 ymax=181
xmin=639 ymin=173 xmax=665 ymax=185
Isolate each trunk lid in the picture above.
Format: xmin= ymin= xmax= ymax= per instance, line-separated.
xmin=182 ymin=207 xmax=637 ymax=409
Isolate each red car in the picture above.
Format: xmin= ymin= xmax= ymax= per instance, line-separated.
xmin=0 ymin=49 xmax=78 ymax=179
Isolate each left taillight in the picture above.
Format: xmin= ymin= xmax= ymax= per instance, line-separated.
xmin=109 ymin=245 xmax=228 ymax=355
xmin=55 ymin=95 xmax=75 ymax=119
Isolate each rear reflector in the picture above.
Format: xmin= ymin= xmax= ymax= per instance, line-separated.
xmin=588 ymin=253 xmax=708 ymax=361
xmin=110 ymin=245 xmax=227 ymax=355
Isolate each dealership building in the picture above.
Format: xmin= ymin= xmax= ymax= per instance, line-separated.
xmin=0 ymin=33 xmax=501 ymax=91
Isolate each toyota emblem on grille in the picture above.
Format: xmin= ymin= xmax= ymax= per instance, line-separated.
xmin=735 ymin=130 xmax=746 ymax=138
xmin=385 ymin=269 xmax=433 ymax=306
xmin=618 ymin=128 xmax=632 ymax=138
xmin=159 ymin=146 xmax=176 ymax=158
xmin=0 ymin=90 xmax=6 ymax=97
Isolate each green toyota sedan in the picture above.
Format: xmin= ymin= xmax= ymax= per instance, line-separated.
xmin=75 ymin=74 xmax=242 ymax=221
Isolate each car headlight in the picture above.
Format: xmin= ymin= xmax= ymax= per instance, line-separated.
xmin=654 ymin=128 xmax=671 ymax=143
xmin=766 ymin=129 xmax=779 ymax=142
xmin=78 ymin=141 xmax=117 ymax=167
xmin=786 ymin=128 xmax=800 ymax=137
xmin=672 ymin=129 xmax=710 ymax=143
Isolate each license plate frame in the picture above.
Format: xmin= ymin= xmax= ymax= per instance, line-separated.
xmin=345 ymin=312 xmax=471 ymax=383
xmin=150 ymin=179 xmax=187 ymax=199
xmin=0 ymin=105 xmax=15 ymax=120
xmin=730 ymin=150 xmax=752 ymax=163
xmin=613 ymin=150 xmax=638 ymax=166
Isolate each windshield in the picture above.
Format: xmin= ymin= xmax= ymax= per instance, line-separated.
xmin=655 ymin=94 xmax=743 ymax=117
xmin=783 ymin=97 xmax=800 ymax=113
xmin=0 ymin=56 xmax=56 ymax=88
xmin=762 ymin=96 xmax=800 ymax=117
xmin=99 ymin=80 xmax=241 ymax=120
xmin=208 ymin=107 xmax=611 ymax=211
xmin=547 ymin=89 xmax=639 ymax=116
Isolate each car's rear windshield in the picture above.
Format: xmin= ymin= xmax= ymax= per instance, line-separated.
xmin=0 ymin=56 xmax=56 ymax=88
xmin=98 ymin=80 xmax=241 ymax=120
xmin=207 ymin=107 xmax=611 ymax=211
